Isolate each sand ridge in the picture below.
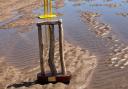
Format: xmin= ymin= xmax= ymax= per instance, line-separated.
xmin=1 ymin=0 xmax=128 ymax=89
xmin=81 ymin=11 xmax=128 ymax=89
xmin=0 ymin=41 xmax=97 ymax=89
xmin=81 ymin=11 xmax=128 ymax=69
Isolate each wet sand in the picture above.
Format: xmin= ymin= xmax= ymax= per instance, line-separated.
xmin=0 ymin=0 xmax=41 ymax=28
xmin=1 ymin=0 xmax=128 ymax=89
xmin=0 ymin=41 xmax=97 ymax=89
xmin=81 ymin=11 xmax=128 ymax=89
xmin=81 ymin=11 xmax=128 ymax=69
xmin=116 ymin=12 xmax=128 ymax=17
xmin=90 ymin=3 xmax=121 ymax=8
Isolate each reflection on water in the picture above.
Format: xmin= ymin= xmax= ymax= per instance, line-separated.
xmin=0 ymin=0 xmax=128 ymax=71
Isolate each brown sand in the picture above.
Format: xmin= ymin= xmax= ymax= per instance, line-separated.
xmin=1 ymin=0 xmax=128 ymax=89
xmin=116 ymin=12 xmax=128 ymax=17
xmin=90 ymin=3 xmax=121 ymax=8
xmin=0 ymin=0 xmax=63 ymax=29
xmin=81 ymin=11 xmax=111 ymax=37
xmin=0 ymin=41 xmax=97 ymax=89
xmin=0 ymin=0 xmax=41 ymax=28
xmin=81 ymin=11 xmax=128 ymax=69
xmin=0 ymin=1 xmax=98 ymax=88
xmin=81 ymin=11 xmax=128 ymax=89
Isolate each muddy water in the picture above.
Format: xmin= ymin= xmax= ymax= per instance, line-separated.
xmin=0 ymin=0 xmax=128 ymax=71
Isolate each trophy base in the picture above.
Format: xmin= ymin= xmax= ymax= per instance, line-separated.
xmin=37 ymin=72 xmax=71 ymax=84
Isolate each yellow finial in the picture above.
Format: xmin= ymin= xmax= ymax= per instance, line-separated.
xmin=44 ymin=0 xmax=46 ymax=15
xmin=39 ymin=0 xmax=56 ymax=19
xmin=50 ymin=0 xmax=52 ymax=15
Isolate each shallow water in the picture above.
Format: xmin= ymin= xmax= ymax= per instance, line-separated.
xmin=0 ymin=0 xmax=128 ymax=71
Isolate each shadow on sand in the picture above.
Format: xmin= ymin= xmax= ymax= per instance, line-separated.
xmin=7 ymin=80 xmax=38 ymax=88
